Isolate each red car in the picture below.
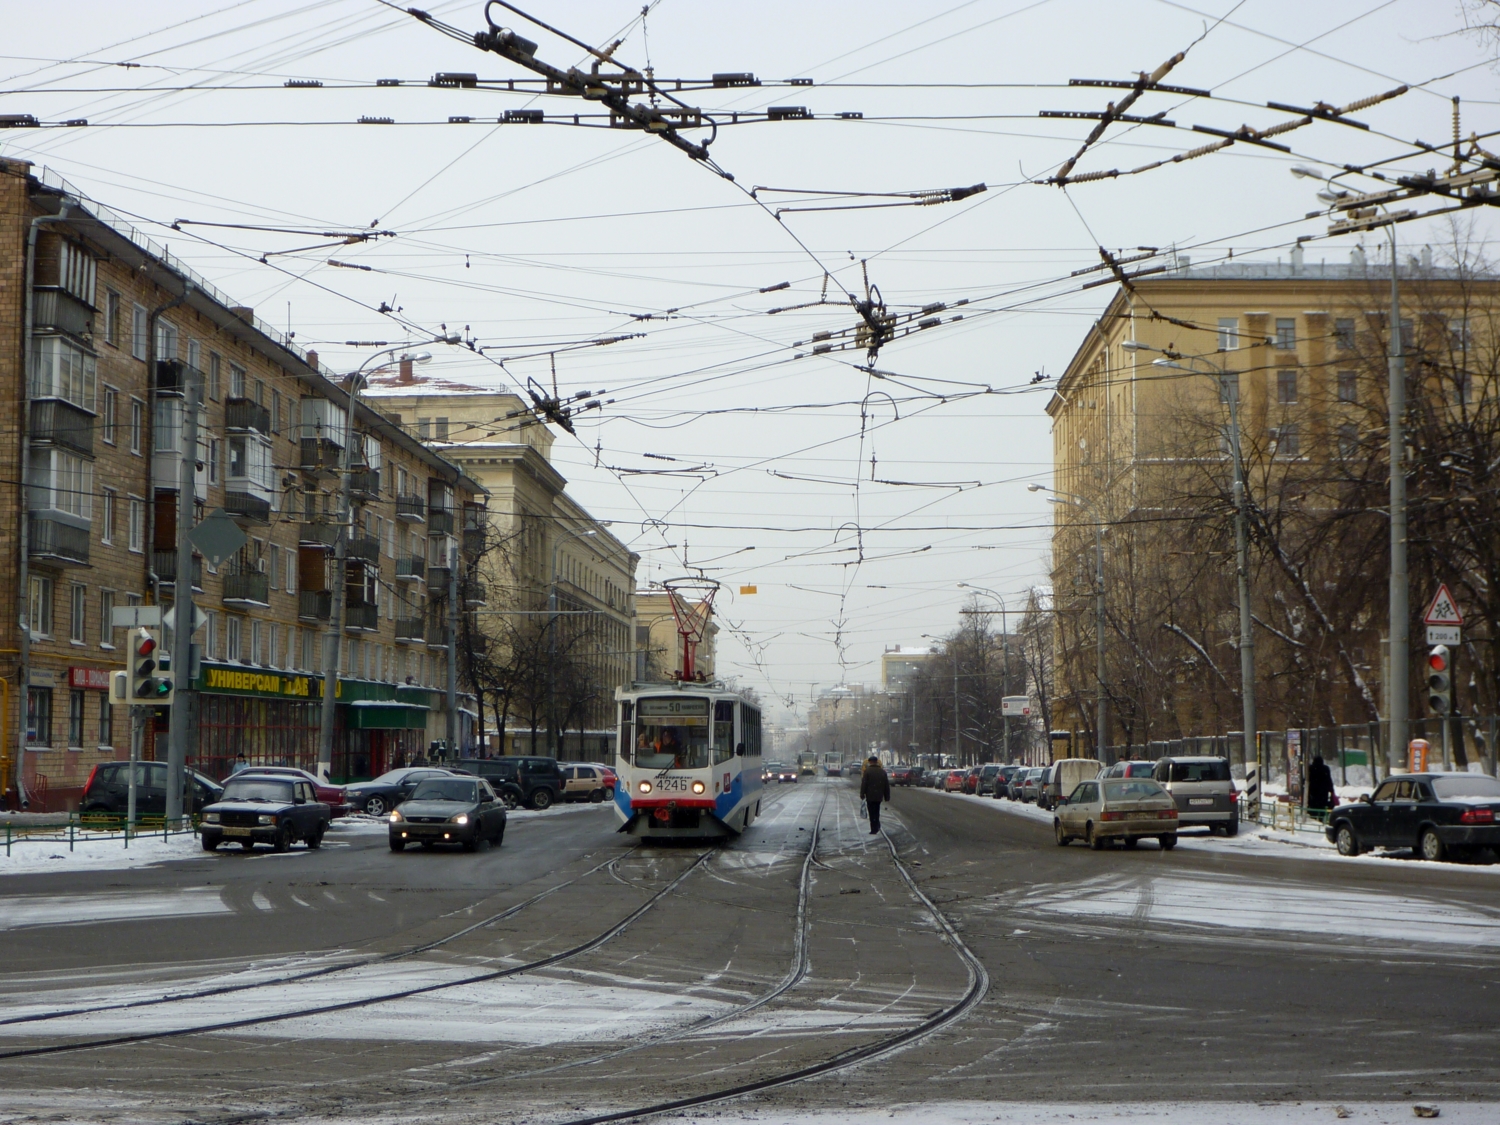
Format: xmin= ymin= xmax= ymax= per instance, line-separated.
xmin=943 ymin=769 xmax=967 ymax=792
xmin=235 ymin=767 xmax=351 ymax=817
xmin=962 ymin=767 xmax=983 ymax=794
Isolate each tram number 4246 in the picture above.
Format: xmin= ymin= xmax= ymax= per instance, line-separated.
xmin=653 ymin=777 xmax=694 ymax=792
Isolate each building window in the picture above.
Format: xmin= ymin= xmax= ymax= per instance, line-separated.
xmin=251 ymin=620 xmax=263 ymax=665
xmin=59 ymin=240 xmax=96 ymax=303
xmin=128 ymin=496 xmax=145 ymax=553
xmin=269 ymin=544 xmax=280 ymax=589
xmin=101 ymin=488 xmax=116 ymax=544
xmin=1334 ymin=318 xmax=1355 ymax=349
xmin=156 ymin=319 xmax=179 ymax=362
xmin=104 ymin=290 xmax=121 ymax=347
xmin=229 ymin=363 xmax=246 ymax=399
xmin=205 ymin=611 xmax=218 ymax=661
xmin=131 ymin=305 xmax=148 ymax=360
xmin=434 ymin=417 xmax=449 ymax=441
xmin=1272 ymin=424 xmax=1300 ymax=457
xmin=269 ymin=623 xmax=280 ymax=668
xmin=301 ymin=628 xmax=314 ymax=671
xmin=1217 ymin=318 xmax=1238 ymax=351
xmin=1276 ymin=369 xmax=1298 ymax=404
xmin=208 ymin=438 xmax=221 ymax=485
xmin=29 ymin=336 xmax=98 ymax=411
xmin=1274 ymin=318 xmax=1296 ymax=350
xmin=101 ymin=387 xmax=118 ymax=445
xmin=1337 ymin=370 xmax=1357 ymax=403
xmin=28 ymin=448 xmax=93 ymax=519
xmin=1400 ymin=317 xmax=1414 ymax=351
xmin=227 ymin=615 xmax=242 ymax=663
xmin=99 ymin=693 xmax=113 ymax=748
xmin=70 ymin=583 xmax=86 ymax=644
xmin=26 ymin=687 xmax=52 ymax=747
xmin=208 ymin=352 xmax=222 ymax=400
xmin=272 ymin=390 xmax=282 ymax=434
xmin=99 ymin=589 xmax=115 ymax=646
xmin=1450 ymin=317 xmax=1471 ymax=352
xmin=1337 ymin=424 xmax=1359 ymax=459
xmin=68 ymin=689 xmax=86 ymax=748
xmin=129 ymin=398 xmax=144 ymax=455
xmin=29 ymin=575 xmax=53 ymax=638
xmin=187 ymin=338 xmax=200 ymax=376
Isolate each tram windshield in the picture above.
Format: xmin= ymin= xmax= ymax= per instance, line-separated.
xmin=626 ymin=697 xmax=734 ymax=770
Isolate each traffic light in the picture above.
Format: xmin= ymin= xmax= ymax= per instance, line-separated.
xmin=128 ymin=627 xmax=173 ymax=704
xmin=1427 ymin=645 xmax=1451 ymax=715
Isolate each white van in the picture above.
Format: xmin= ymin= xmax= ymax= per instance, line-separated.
xmin=1039 ymin=758 xmax=1102 ymax=810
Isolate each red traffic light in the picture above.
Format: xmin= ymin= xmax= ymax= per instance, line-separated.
xmin=1428 ymin=648 xmax=1449 ymax=673
xmin=136 ymin=634 xmax=156 ymax=657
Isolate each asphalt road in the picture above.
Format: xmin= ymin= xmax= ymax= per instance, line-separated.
xmin=0 ymin=780 xmax=1495 ymax=1124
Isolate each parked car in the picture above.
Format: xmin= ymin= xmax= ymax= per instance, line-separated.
xmin=235 ymin=766 xmax=350 ymax=817
xmin=1017 ymin=768 xmax=1046 ymax=803
xmin=889 ymin=766 xmax=920 ymax=786
xmin=389 ymin=776 xmax=507 ymax=852
xmin=977 ymin=764 xmax=1003 ymax=795
xmin=458 ymin=756 xmax=564 ymax=809
xmin=1102 ymin=760 xmax=1158 ymax=779
xmin=942 ymin=769 xmax=967 ymax=793
xmin=200 ymin=775 xmax=331 ymax=852
xmin=560 ymin=764 xmax=613 ymax=803
xmin=1326 ymin=773 xmax=1500 ymax=861
xmin=1152 ymin=756 xmax=1239 ymax=835
xmin=80 ymin=762 xmax=222 ymax=817
xmin=579 ymin=762 xmax=619 ymax=791
xmin=1039 ymin=758 xmax=1102 ymax=810
xmin=962 ymin=767 xmax=983 ymax=794
xmin=1053 ymin=777 xmax=1179 ymax=849
xmin=992 ymin=764 xmax=1021 ymax=798
xmin=346 ymin=767 xmax=461 ymax=817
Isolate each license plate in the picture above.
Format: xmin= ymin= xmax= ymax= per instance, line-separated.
xmin=1189 ymin=798 xmax=1213 ymax=806
xmin=654 ymin=777 xmax=691 ymax=792
xmin=223 ymin=826 xmax=252 ymax=836
xmin=1128 ymin=811 xmax=1157 ymax=820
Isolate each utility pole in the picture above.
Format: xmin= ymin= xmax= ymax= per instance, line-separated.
xmin=1387 ymin=232 xmax=1409 ymax=772
xmin=317 ymin=378 xmax=360 ymax=783
xmin=165 ymin=373 xmax=200 ymax=824
xmin=1094 ymin=519 xmax=1107 ymax=764
xmin=1227 ymin=378 xmax=1258 ymax=775
xmin=446 ymin=537 xmax=458 ymax=755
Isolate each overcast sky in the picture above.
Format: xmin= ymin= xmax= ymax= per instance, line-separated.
xmin=4 ymin=0 xmax=1496 ymax=724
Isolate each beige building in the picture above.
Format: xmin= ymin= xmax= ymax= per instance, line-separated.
xmin=880 ymin=644 xmax=937 ymax=692
xmin=0 ymin=159 xmax=484 ymax=808
xmin=365 ymin=373 xmax=637 ymax=758
xmin=632 ymin=590 xmax=717 ymax=683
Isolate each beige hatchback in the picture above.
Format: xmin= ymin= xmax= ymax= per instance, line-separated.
xmin=1053 ymin=777 xmax=1180 ymax=850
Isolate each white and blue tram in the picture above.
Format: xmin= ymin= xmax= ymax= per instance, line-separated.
xmin=614 ymin=684 xmax=764 ymax=839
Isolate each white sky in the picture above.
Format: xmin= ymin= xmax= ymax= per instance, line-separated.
xmin=3 ymin=0 xmax=1496 ymax=724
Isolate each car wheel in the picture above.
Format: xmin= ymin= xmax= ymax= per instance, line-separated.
xmin=588 ymin=788 xmax=605 ymax=804
xmin=462 ymin=834 xmax=479 ymax=853
xmin=1054 ymin=820 xmax=1069 ymax=846
xmin=493 ymin=825 xmax=504 ymax=848
xmin=500 ymin=789 xmax=521 ymax=811
xmin=389 ymin=837 xmax=405 ymax=852
xmin=1335 ymin=823 xmax=1360 ymax=857
xmin=1087 ymin=823 xmax=1104 ymax=850
xmin=201 ymin=834 xmax=220 ymax=852
xmin=529 ymin=787 xmax=554 ymax=811
xmin=1159 ymin=834 xmax=1177 ymax=850
xmin=1123 ymin=836 xmax=1139 ymax=849
xmin=1224 ymin=816 xmax=1239 ymax=838
xmin=364 ymin=795 xmax=388 ymax=818
xmin=239 ymin=839 xmax=255 ymax=851
xmin=1419 ymin=827 xmax=1446 ymax=862
xmin=273 ymin=825 xmax=291 ymax=854
xmin=306 ymin=825 xmax=325 ymax=850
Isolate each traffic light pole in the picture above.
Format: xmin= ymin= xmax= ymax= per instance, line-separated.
xmin=165 ymin=376 xmax=201 ymax=825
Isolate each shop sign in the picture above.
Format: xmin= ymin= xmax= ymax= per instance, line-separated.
xmin=69 ymin=667 xmax=112 ymax=690
xmin=197 ymin=663 xmax=337 ymax=701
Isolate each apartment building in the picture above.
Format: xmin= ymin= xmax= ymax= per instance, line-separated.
xmin=365 ymin=372 xmax=637 ymax=758
xmin=1 ymin=159 xmax=485 ymax=809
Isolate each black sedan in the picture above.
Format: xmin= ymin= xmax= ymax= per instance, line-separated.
xmin=388 ymin=777 xmax=507 ymax=852
xmin=345 ymin=767 xmax=458 ymax=817
xmin=201 ymin=776 xmax=331 ymax=852
xmin=1327 ymin=772 xmax=1500 ymax=861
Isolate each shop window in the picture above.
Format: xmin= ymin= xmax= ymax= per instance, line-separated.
xmin=99 ymin=693 xmax=113 ymax=749
xmin=68 ymin=689 xmax=85 ymax=748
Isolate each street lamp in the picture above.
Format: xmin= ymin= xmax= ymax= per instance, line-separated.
xmin=548 ymin=527 xmax=597 ymax=756
xmin=1139 ymin=347 xmax=1258 ymax=771
xmin=1029 ymin=482 xmax=1109 ymax=763
xmin=958 ymin=583 xmax=1013 ymax=762
xmin=1293 ymin=164 xmax=1408 ymax=772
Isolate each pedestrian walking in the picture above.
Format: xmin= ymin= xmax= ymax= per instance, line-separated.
xmin=1306 ymin=753 xmax=1335 ymax=818
xmin=860 ymin=755 xmax=891 ymax=835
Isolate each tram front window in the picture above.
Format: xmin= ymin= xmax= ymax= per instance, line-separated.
xmin=632 ymin=697 xmax=712 ymax=770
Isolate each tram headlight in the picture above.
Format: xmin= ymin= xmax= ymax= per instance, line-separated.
xmin=691 ymin=781 xmax=706 ymax=794
xmin=638 ymin=780 xmax=652 ymax=795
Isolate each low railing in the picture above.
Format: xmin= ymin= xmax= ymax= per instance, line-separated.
xmin=299 ymin=590 xmax=332 ymax=621
xmin=396 ymin=494 xmax=426 ymax=521
xmin=28 ymin=514 xmax=89 ymax=565
xmin=222 ymin=572 xmax=270 ymax=606
xmin=344 ymin=604 xmax=378 ymax=631
xmin=395 ymin=616 xmax=425 ymax=643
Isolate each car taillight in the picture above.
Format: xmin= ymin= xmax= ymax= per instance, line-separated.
xmin=1229 ymin=790 xmax=1240 ymax=802
xmin=1159 ymin=809 xmax=1177 ymax=819
xmin=1459 ymin=807 xmax=1496 ymax=825
xmin=1100 ymin=811 xmax=1124 ymax=821
xmin=83 ymin=764 xmax=100 ymax=795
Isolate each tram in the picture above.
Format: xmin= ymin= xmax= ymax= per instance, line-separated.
xmin=613 ymin=579 xmax=764 ymax=840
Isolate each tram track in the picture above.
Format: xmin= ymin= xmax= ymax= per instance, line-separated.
xmin=0 ymin=848 xmax=714 ymax=1061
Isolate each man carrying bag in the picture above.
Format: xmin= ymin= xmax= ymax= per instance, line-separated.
xmin=860 ymin=756 xmax=891 ymax=835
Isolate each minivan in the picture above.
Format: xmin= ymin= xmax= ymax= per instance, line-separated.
xmin=79 ymin=762 xmax=223 ymax=816
xmin=1039 ymin=758 xmax=1102 ymax=810
xmin=1153 ymin=756 xmax=1239 ymax=834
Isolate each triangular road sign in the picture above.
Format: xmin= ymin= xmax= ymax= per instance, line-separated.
xmin=1423 ymin=583 xmax=1463 ymax=626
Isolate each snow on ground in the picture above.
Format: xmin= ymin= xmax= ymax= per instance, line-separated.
xmin=662 ymin=1104 xmax=1495 ymax=1125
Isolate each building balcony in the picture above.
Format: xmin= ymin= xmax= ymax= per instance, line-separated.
xmin=222 ymin=572 xmax=270 ymax=608
xmin=29 ymin=514 xmax=89 ymax=566
xmin=427 ymin=625 xmax=451 ymax=650
xmin=395 ymin=556 xmax=425 ymax=581
xmin=347 ymin=536 xmax=380 ymax=564
xmin=463 ymin=580 xmax=488 ymax=608
xmin=153 ymin=550 xmax=203 ymax=590
xmin=224 ymin=397 xmax=271 ymax=434
xmin=299 ymin=436 xmax=342 ymax=478
xmin=464 ymin=632 xmax=489 ymax=655
xmin=299 ymin=590 xmax=332 ymax=622
xmin=463 ymin=527 xmax=486 ymax=556
xmin=344 ymin=604 xmax=379 ymax=632
xmin=155 ymin=359 xmax=196 ymax=394
xmin=427 ymin=508 xmax=454 ymax=536
xmin=394 ymin=616 xmax=425 ymax=643
xmin=224 ymin=488 xmax=271 ymax=525
xmin=298 ymin=520 xmax=340 ymax=549
xmin=395 ymin=494 xmax=425 ymax=522
xmin=29 ymin=398 xmax=95 ymax=458
xmin=350 ymin=468 xmax=381 ymax=500
xmin=32 ymin=288 xmax=94 ymax=338
xmin=427 ymin=565 xmax=452 ymax=594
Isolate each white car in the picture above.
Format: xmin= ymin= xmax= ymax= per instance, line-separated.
xmin=1054 ymin=777 xmax=1180 ymax=850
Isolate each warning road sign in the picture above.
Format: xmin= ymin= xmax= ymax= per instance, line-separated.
xmin=1423 ymin=584 xmax=1464 ymax=627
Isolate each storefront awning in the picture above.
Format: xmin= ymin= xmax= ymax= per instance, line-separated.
xmin=345 ymin=700 xmax=429 ymax=730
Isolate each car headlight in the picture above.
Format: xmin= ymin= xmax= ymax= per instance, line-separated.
xmin=204 ymin=812 xmax=220 ymax=824
xmin=691 ymin=781 xmax=706 ymax=794
xmin=257 ymin=814 xmax=275 ymax=826
xmin=450 ymin=813 xmax=469 ymax=825
xmin=638 ymin=780 xmax=652 ymax=794
xmin=389 ymin=810 xmax=403 ymax=823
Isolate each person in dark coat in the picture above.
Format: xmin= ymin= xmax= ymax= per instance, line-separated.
xmin=1305 ymin=753 xmax=1335 ymax=815
xmin=860 ymin=756 xmax=892 ymax=835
